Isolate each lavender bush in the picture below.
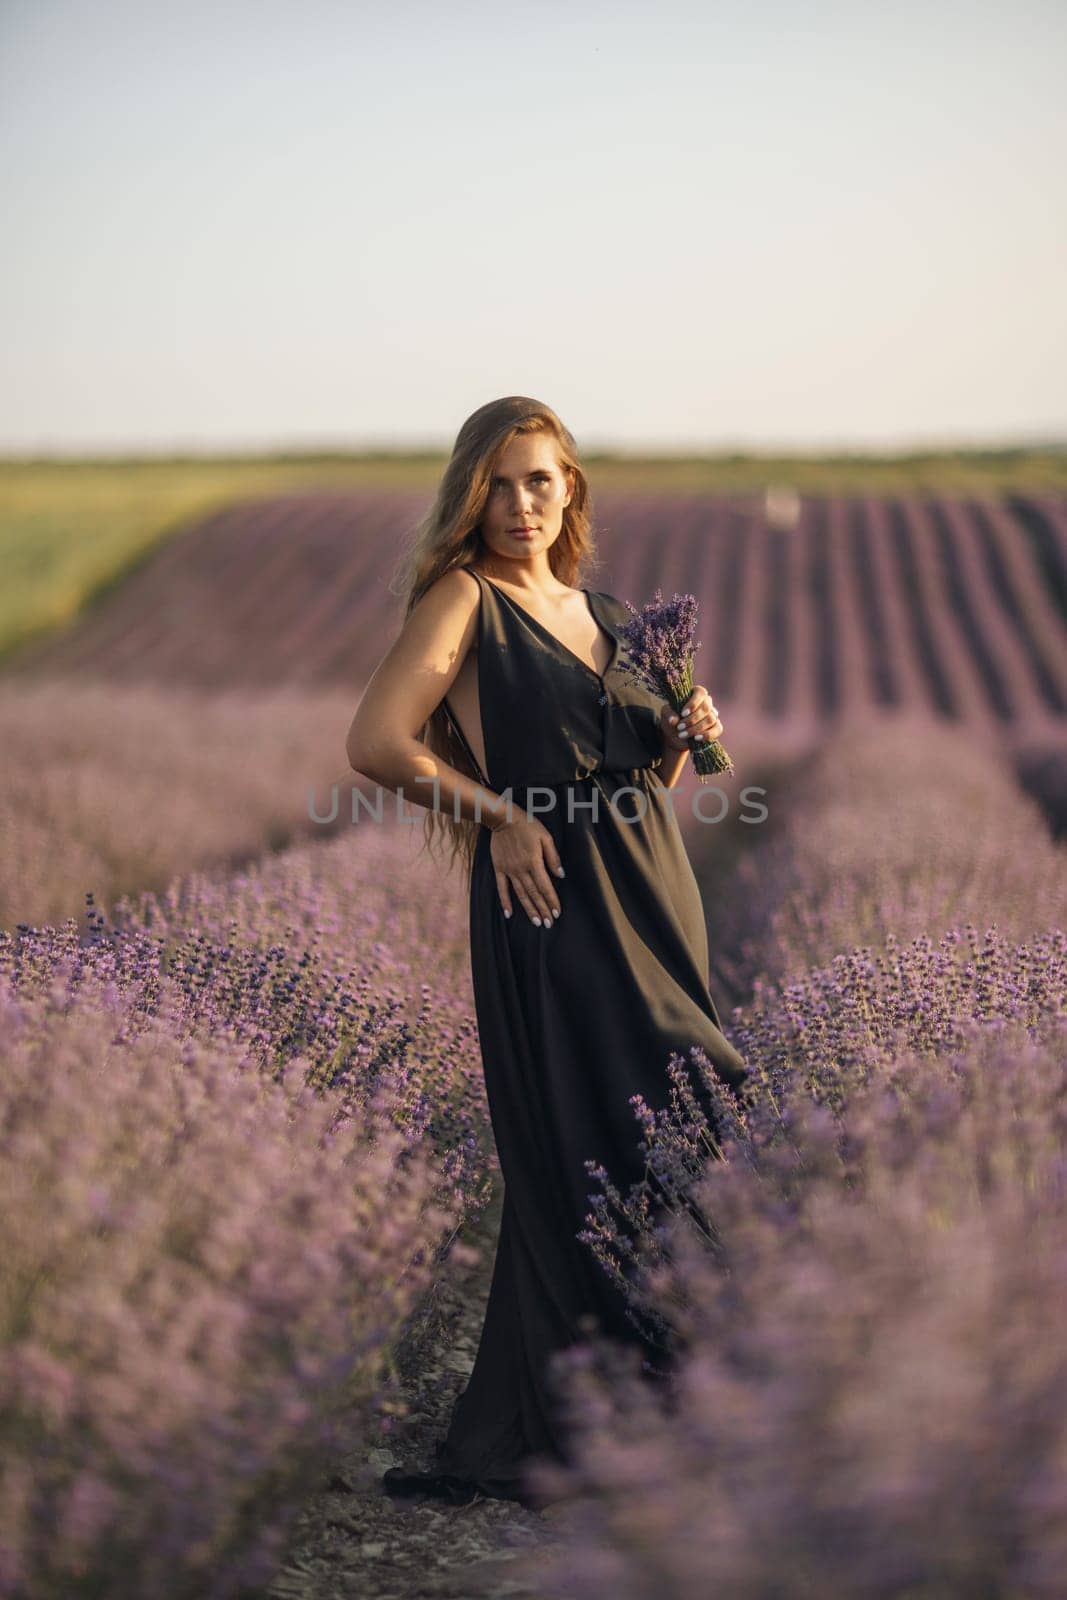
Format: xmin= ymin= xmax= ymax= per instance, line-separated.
xmin=0 ymin=828 xmax=496 ymax=1598
xmin=707 ymin=712 xmax=1067 ymax=1006
xmin=0 ymin=677 xmax=365 ymax=930
xmin=0 ymin=981 xmax=454 ymax=1599
xmin=511 ymin=715 xmax=1067 ymax=1596
xmin=521 ymin=1012 xmax=1067 ymax=1599
xmin=577 ymin=921 xmax=1065 ymax=1349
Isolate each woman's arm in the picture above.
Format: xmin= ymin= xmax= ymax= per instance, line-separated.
xmin=657 ymin=737 xmax=690 ymax=790
xmin=345 ymin=571 xmax=510 ymax=831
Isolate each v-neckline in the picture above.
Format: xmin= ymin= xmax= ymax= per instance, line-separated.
xmin=474 ymin=571 xmax=620 ymax=683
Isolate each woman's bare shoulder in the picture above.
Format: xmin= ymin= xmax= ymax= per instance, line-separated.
xmin=348 ymin=569 xmax=480 ymax=753
xmin=412 ymin=566 xmax=481 ymax=615
xmin=418 ymin=566 xmax=481 ymax=605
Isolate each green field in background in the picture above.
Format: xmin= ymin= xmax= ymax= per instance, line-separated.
xmin=1 ymin=446 xmax=1064 ymax=666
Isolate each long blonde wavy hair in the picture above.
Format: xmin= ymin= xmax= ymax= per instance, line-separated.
xmin=390 ymin=396 xmax=600 ymax=888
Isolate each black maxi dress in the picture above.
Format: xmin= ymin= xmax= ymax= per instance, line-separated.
xmin=382 ymin=568 xmax=750 ymax=1507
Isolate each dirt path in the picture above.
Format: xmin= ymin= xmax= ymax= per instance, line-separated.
xmin=264 ymin=1186 xmax=571 ymax=1600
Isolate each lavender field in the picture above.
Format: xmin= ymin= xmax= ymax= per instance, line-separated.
xmin=7 ymin=489 xmax=1067 ymax=743
xmin=1 ymin=484 xmax=1065 ymax=1599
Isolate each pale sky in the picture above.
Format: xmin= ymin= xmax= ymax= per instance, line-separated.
xmin=1 ymin=0 xmax=1064 ymax=454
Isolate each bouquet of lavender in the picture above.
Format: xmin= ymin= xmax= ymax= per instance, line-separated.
xmin=616 ymin=588 xmax=734 ymax=782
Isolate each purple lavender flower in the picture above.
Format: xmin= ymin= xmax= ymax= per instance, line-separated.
xmin=615 ymin=588 xmax=734 ymax=781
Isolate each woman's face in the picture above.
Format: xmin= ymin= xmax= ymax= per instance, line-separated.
xmin=479 ymin=433 xmax=574 ymax=564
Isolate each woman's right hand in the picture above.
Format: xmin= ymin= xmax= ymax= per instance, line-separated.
xmin=488 ymin=813 xmax=565 ymax=927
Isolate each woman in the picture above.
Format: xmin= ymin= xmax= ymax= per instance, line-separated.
xmin=345 ymin=396 xmax=750 ymax=1510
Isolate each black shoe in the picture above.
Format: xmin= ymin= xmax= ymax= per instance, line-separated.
xmin=382 ymin=1466 xmax=480 ymax=1505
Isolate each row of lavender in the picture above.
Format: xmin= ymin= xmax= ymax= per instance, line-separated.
xmin=518 ymin=716 xmax=1067 ymax=1598
xmin=0 ymin=676 xmax=366 ymax=931
xmin=0 ymin=826 xmax=493 ymax=1600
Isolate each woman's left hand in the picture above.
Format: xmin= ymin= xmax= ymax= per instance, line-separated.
xmin=660 ymin=685 xmax=724 ymax=753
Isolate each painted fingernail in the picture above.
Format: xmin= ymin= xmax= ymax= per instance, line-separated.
xmin=532 ymin=916 xmax=541 ymax=926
